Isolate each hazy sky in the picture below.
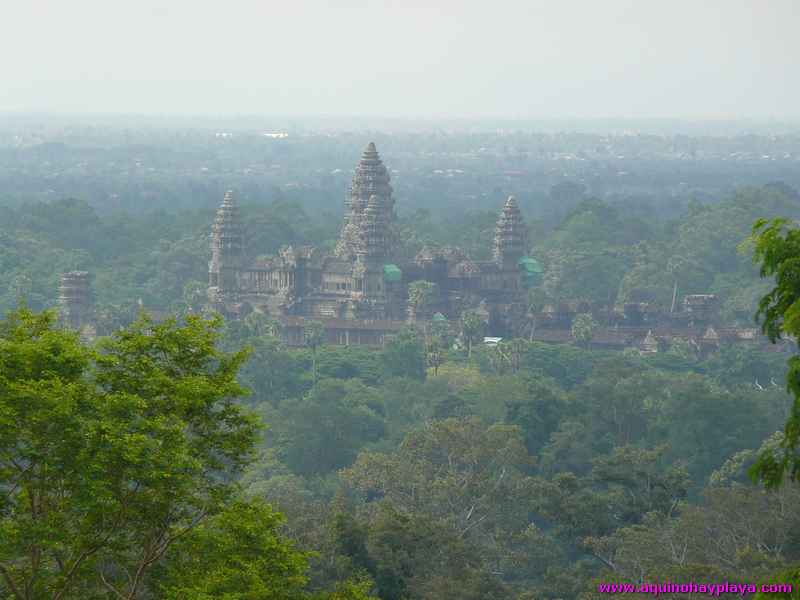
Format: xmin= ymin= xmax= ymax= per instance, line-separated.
xmin=2 ymin=0 xmax=798 ymax=119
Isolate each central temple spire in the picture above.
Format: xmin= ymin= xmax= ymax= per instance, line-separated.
xmin=493 ymin=195 xmax=527 ymax=265
xmin=209 ymin=190 xmax=245 ymax=295
xmin=336 ymin=142 xmax=394 ymax=259
xmin=358 ymin=194 xmax=389 ymax=260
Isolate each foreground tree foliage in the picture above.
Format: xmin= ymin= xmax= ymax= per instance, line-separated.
xmin=0 ymin=309 xmax=375 ymax=600
xmin=157 ymin=500 xmax=310 ymax=600
xmin=0 ymin=309 xmax=258 ymax=598
xmin=749 ymin=217 xmax=800 ymax=487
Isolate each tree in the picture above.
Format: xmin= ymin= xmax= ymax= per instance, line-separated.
xmin=429 ymin=314 xmax=453 ymax=349
xmin=181 ymin=279 xmax=208 ymax=313
xmin=157 ymin=500 xmax=311 ymax=600
xmin=591 ymin=445 xmax=689 ymax=522
xmin=245 ymin=310 xmax=282 ymax=339
xmin=425 ymin=337 xmax=445 ymax=376
xmin=315 ymin=346 xmax=383 ymax=385
xmin=538 ymin=199 xmax=645 ymax=306
xmin=380 ymin=328 xmax=426 ymax=380
xmin=460 ymin=311 xmax=485 ymax=358
xmin=504 ymin=378 xmax=568 ymax=456
xmin=343 ymin=417 xmax=534 ymax=543
xmin=94 ymin=300 xmax=141 ymax=335
xmin=0 ymin=309 xmax=259 ymax=599
xmin=521 ymin=341 xmax=596 ymax=389
xmin=665 ymin=254 xmax=702 ymax=313
xmin=240 ymin=334 xmax=309 ymax=405
xmin=316 ymin=578 xmax=379 ymax=600
xmin=10 ymin=273 xmax=33 ymax=305
xmin=494 ymin=338 xmax=528 ymax=373
xmin=748 ymin=217 xmax=800 ymax=487
xmin=362 ymin=506 xmax=509 ymax=600
xmin=571 ymin=312 xmax=598 ymax=349
xmin=549 ymin=181 xmax=587 ymax=210
xmin=525 ymin=288 xmax=548 ymax=341
xmin=304 ymin=320 xmax=325 ymax=383
xmin=273 ymin=379 xmax=386 ymax=476
xmin=407 ymin=280 xmax=437 ymax=322
xmin=160 ymin=498 xmax=381 ymax=600
xmin=583 ymin=482 xmax=800 ymax=592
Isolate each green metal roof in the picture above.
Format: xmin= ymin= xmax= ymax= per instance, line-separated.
xmin=383 ymin=264 xmax=403 ymax=282
xmin=432 ymin=312 xmax=447 ymax=322
xmin=518 ymin=257 xmax=542 ymax=289
xmin=518 ymin=256 xmax=543 ymax=273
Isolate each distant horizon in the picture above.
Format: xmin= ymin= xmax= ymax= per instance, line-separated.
xmin=2 ymin=111 xmax=799 ymax=137
xmin=5 ymin=110 xmax=800 ymax=121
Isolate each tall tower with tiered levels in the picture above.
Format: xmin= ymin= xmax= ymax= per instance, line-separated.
xmin=359 ymin=194 xmax=390 ymax=261
xmin=336 ymin=142 xmax=394 ymax=260
xmin=59 ymin=271 xmax=94 ymax=330
xmin=209 ymin=190 xmax=245 ymax=299
xmin=350 ymin=193 xmax=391 ymax=313
xmin=493 ymin=195 xmax=527 ymax=267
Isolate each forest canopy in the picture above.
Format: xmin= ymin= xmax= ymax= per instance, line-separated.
xmin=3 ymin=125 xmax=800 ymax=598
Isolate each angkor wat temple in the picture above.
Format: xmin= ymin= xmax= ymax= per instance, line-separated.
xmin=207 ymin=142 xmax=535 ymax=345
xmin=55 ymin=142 xmax=787 ymax=355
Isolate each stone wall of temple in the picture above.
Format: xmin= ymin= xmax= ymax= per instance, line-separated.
xmin=59 ymin=271 xmax=93 ymax=329
xmin=206 ymin=142 xmax=532 ymax=342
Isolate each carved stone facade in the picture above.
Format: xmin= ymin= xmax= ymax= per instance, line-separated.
xmin=208 ymin=143 xmax=532 ymax=343
xmin=493 ymin=195 xmax=527 ymax=266
xmin=335 ymin=142 xmax=395 ymax=260
xmin=203 ymin=143 xmax=784 ymax=352
xmin=51 ymin=148 xmax=782 ymax=356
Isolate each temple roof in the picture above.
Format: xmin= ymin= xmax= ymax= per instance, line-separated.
xmin=383 ymin=264 xmax=403 ymax=282
xmin=321 ymin=257 xmax=353 ymax=274
xmin=350 ymin=142 xmax=393 ymax=211
xmin=222 ymin=189 xmax=235 ymax=207
xmin=278 ymin=315 xmax=406 ymax=333
xmin=62 ymin=270 xmax=90 ymax=277
xmin=494 ymin=195 xmax=527 ymax=263
xmin=213 ymin=190 xmax=243 ymax=233
xmin=210 ymin=190 xmax=245 ymax=271
xmin=415 ymin=246 xmax=439 ymax=264
xmin=450 ymin=259 xmax=480 ymax=278
xmin=336 ymin=143 xmax=394 ymax=260
xmin=359 ymin=194 xmax=389 ymax=258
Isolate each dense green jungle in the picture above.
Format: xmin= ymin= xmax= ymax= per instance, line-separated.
xmin=2 ymin=124 xmax=800 ymax=599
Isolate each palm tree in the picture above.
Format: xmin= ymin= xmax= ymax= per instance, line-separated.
xmin=460 ymin=311 xmax=484 ymax=358
xmin=244 ymin=311 xmax=281 ymax=339
xmin=571 ymin=313 xmax=598 ymax=349
xmin=426 ymin=338 xmax=445 ymax=376
xmin=525 ymin=288 xmax=547 ymax=341
xmin=407 ymin=280 xmax=437 ymax=322
xmin=303 ymin=320 xmax=325 ymax=383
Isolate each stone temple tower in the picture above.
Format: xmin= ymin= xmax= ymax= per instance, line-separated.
xmin=336 ymin=142 xmax=394 ymax=260
xmin=493 ymin=195 xmax=527 ymax=267
xmin=59 ymin=271 xmax=93 ymax=330
xmin=209 ymin=190 xmax=245 ymax=298
xmin=359 ymin=194 xmax=390 ymax=261
xmin=351 ymin=193 xmax=391 ymax=310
